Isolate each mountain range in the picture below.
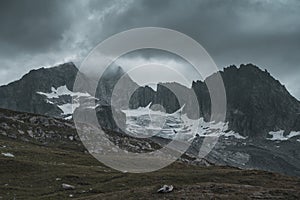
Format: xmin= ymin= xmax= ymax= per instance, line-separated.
xmin=130 ymin=64 xmax=300 ymax=138
xmin=1 ymin=62 xmax=300 ymax=136
xmin=0 ymin=62 xmax=300 ymax=176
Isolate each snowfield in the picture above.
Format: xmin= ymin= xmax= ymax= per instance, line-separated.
xmin=122 ymin=104 xmax=246 ymax=140
xmin=37 ymin=85 xmax=91 ymax=99
xmin=267 ymin=130 xmax=300 ymax=141
xmin=37 ymin=85 xmax=97 ymax=118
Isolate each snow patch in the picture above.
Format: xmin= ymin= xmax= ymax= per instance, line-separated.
xmin=222 ymin=130 xmax=247 ymax=139
xmin=267 ymin=130 xmax=300 ymax=141
xmin=65 ymin=115 xmax=73 ymax=120
xmin=85 ymin=104 xmax=100 ymax=109
xmin=122 ymin=105 xmax=246 ymax=140
xmin=37 ymin=85 xmax=98 ymax=117
xmin=288 ymin=131 xmax=300 ymax=138
xmin=58 ymin=103 xmax=80 ymax=115
xmin=37 ymin=85 xmax=91 ymax=99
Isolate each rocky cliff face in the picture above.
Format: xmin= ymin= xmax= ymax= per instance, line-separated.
xmin=0 ymin=62 xmax=78 ymax=116
xmin=130 ymin=64 xmax=300 ymax=138
xmin=232 ymin=66 xmax=297 ymax=135
xmin=206 ymin=64 xmax=300 ymax=137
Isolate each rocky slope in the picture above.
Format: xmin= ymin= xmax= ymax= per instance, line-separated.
xmin=0 ymin=108 xmax=157 ymax=154
xmin=0 ymin=108 xmax=300 ymax=199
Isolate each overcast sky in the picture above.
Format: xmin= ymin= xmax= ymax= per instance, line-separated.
xmin=0 ymin=0 xmax=299 ymax=98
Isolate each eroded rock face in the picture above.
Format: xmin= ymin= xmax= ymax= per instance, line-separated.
xmin=129 ymin=64 xmax=300 ymax=138
xmin=221 ymin=64 xmax=300 ymax=137
xmin=0 ymin=62 xmax=80 ymax=117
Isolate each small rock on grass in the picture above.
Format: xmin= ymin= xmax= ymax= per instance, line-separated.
xmin=62 ymin=183 xmax=75 ymax=190
xmin=157 ymin=185 xmax=174 ymax=193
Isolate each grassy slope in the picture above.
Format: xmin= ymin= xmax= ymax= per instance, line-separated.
xmin=1 ymin=136 xmax=300 ymax=200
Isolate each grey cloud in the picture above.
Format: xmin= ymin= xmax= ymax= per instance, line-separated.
xmin=97 ymin=0 xmax=300 ymax=97
xmin=0 ymin=0 xmax=299 ymax=98
xmin=0 ymin=0 xmax=73 ymax=54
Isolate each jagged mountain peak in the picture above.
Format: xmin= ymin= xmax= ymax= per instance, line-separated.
xmin=0 ymin=62 xmax=84 ymax=117
xmin=100 ymin=64 xmax=125 ymax=81
xmin=131 ymin=63 xmax=300 ymax=137
xmin=220 ymin=63 xmax=299 ymax=107
xmin=223 ymin=63 xmax=279 ymax=83
xmin=212 ymin=64 xmax=300 ymax=136
xmin=222 ymin=63 xmax=287 ymax=88
xmin=6 ymin=62 xmax=78 ymax=91
xmin=2 ymin=62 xmax=77 ymax=89
xmin=21 ymin=62 xmax=77 ymax=79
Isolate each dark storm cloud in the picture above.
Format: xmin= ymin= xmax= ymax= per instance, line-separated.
xmin=0 ymin=0 xmax=90 ymax=85
xmin=0 ymin=0 xmax=299 ymax=98
xmin=0 ymin=0 xmax=72 ymax=54
xmin=97 ymin=0 xmax=300 ymax=98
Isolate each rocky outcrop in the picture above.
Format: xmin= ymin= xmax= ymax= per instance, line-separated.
xmin=220 ymin=64 xmax=300 ymax=137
